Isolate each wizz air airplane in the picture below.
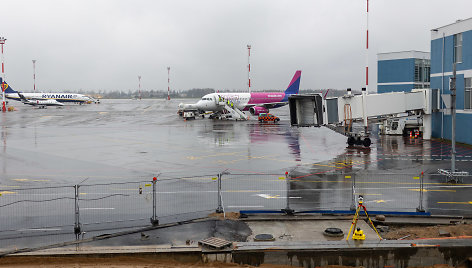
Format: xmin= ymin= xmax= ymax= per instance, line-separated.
xmin=1 ymin=78 xmax=95 ymax=104
xmin=178 ymin=70 xmax=301 ymax=115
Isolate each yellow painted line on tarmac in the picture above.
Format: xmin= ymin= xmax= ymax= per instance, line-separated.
xmin=0 ymin=185 xmax=20 ymax=188
xmin=257 ymin=194 xmax=281 ymax=199
xmin=437 ymin=201 xmax=472 ymax=205
xmin=413 ymin=177 xmax=420 ymax=180
xmin=312 ymin=163 xmax=337 ymax=168
xmin=356 ymin=193 xmax=382 ymax=196
xmin=0 ymin=191 xmax=17 ymax=195
xmin=12 ymin=179 xmax=50 ymax=182
xmin=408 ymin=189 xmax=456 ymax=192
xmin=79 ymin=193 xmax=87 ymax=195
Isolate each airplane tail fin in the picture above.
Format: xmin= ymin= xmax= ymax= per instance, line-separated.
xmin=0 ymin=78 xmax=17 ymax=94
xmin=284 ymin=70 xmax=301 ymax=95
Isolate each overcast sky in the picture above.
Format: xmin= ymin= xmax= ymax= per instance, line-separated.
xmin=2 ymin=0 xmax=472 ymax=92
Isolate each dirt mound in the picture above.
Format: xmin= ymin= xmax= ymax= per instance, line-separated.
xmin=383 ymin=223 xmax=472 ymax=240
xmin=208 ymin=212 xmax=240 ymax=220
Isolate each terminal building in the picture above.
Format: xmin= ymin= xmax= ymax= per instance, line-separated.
xmin=431 ymin=18 xmax=472 ymax=145
xmin=377 ymin=51 xmax=430 ymax=94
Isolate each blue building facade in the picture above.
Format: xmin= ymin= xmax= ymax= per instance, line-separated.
xmin=377 ymin=51 xmax=430 ymax=93
xmin=431 ymin=18 xmax=472 ymax=145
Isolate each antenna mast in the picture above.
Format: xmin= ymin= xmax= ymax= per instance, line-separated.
xmin=167 ymin=67 xmax=170 ymax=100
xmin=247 ymin=45 xmax=251 ymax=93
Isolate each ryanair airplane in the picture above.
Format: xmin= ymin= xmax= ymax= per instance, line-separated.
xmin=1 ymin=78 xmax=95 ymax=104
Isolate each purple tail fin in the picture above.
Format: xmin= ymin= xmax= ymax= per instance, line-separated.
xmin=284 ymin=70 xmax=301 ymax=95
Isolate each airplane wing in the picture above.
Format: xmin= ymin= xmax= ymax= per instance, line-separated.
xmin=245 ymin=102 xmax=288 ymax=109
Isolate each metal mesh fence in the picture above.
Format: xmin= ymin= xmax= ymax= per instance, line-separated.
xmin=349 ymin=173 xmax=422 ymax=211
xmin=221 ymin=173 xmax=287 ymax=212
xmin=422 ymin=173 xmax=472 ymax=216
xmin=79 ymin=181 xmax=151 ymax=231
xmin=1 ymin=170 xmax=472 ymax=251
xmin=0 ymin=185 xmax=75 ymax=249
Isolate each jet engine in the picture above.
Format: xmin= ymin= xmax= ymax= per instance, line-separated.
xmin=249 ymin=106 xmax=268 ymax=115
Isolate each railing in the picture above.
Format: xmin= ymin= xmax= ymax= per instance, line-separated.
xmin=1 ymin=170 xmax=471 ymax=251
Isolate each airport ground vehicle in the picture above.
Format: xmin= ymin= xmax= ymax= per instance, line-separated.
xmin=258 ymin=113 xmax=280 ymax=122
xmin=183 ymin=111 xmax=196 ymax=120
xmin=379 ymin=116 xmax=423 ymax=136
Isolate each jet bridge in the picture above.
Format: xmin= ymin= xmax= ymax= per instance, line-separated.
xmin=288 ymin=88 xmax=432 ymax=147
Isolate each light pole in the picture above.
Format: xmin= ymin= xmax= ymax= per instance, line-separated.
xmin=138 ymin=75 xmax=142 ymax=100
xmin=247 ymin=45 xmax=251 ymax=93
xmin=32 ymin=60 xmax=37 ymax=92
xmin=0 ymin=37 xmax=6 ymax=112
xmin=167 ymin=67 xmax=170 ymax=101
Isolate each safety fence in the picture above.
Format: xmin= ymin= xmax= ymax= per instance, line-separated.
xmin=0 ymin=170 xmax=471 ymax=250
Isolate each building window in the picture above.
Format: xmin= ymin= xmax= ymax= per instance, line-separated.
xmin=466 ymin=78 xmax=472 ymax=110
xmin=454 ymin=33 xmax=463 ymax=63
xmin=414 ymin=59 xmax=431 ymax=84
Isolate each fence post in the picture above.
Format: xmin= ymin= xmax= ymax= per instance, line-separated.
xmin=350 ymin=174 xmax=356 ymax=210
xmin=282 ymin=171 xmax=294 ymax=215
xmin=216 ymin=173 xmax=224 ymax=213
xmin=416 ymin=172 xmax=425 ymax=212
xmin=150 ymin=177 xmax=159 ymax=225
xmin=74 ymin=185 xmax=81 ymax=238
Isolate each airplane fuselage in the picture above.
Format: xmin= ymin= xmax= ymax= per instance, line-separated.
xmin=191 ymin=92 xmax=286 ymax=112
xmin=6 ymin=92 xmax=92 ymax=103
xmin=178 ymin=70 xmax=301 ymax=116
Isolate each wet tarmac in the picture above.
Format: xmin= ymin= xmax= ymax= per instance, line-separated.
xmin=1 ymin=99 xmax=472 ymax=249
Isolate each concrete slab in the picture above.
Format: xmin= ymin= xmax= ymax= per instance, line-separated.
xmin=15 ymin=245 xmax=201 ymax=256
xmin=246 ymin=219 xmax=381 ymax=242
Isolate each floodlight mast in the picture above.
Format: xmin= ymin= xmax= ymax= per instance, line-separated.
xmin=362 ymin=0 xmax=369 ymax=132
xmin=365 ymin=0 xmax=369 ymax=92
xmin=138 ymin=75 xmax=142 ymax=100
xmin=32 ymin=60 xmax=37 ymax=92
xmin=247 ymin=45 xmax=251 ymax=93
xmin=0 ymin=37 xmax=6 ymax=112
xmin=167 ymin=67 xmax=170 ymax=101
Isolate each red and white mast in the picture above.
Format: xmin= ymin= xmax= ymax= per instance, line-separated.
xmin=167 ymin=66 xmax=170 ymax=100
xmin=32 ymin=60 xmax=37 ymax=92
xmin=0 ymin=37 xmax=6 ymax=112
xmin=247 ymin=44 xmax=251 ymax=93
xmin=138 ymin=75 xmax=142 ymax=100
xmin=365 ymin=0 xmax=369 ymax=91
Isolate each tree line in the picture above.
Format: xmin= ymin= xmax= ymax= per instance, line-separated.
xmin=69 ymin=88 xmax=358 ymax=99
